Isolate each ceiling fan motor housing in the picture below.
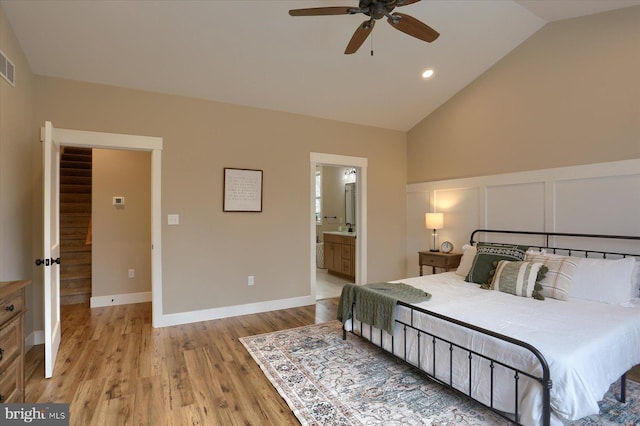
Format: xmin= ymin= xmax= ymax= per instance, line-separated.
xmin=359 ymin=0 xmax=397 ymax=20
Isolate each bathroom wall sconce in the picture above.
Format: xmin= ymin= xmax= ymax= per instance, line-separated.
xmin=344 ymin=168 xmax=357 ymax=183
xmin=425 ymin=212 xmax=444 ymax=252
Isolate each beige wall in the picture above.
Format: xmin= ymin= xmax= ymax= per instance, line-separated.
xmin=0 ymin=6 xmax=36 ymax=333
xmin=33 ymin=76 xmax=407 ymax=316
xmin=92 ymin=149 xmax=151 ymax=297
xmin=407 ymin=6 xmax=640 ymax=183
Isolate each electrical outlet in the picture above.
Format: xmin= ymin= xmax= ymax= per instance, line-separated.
xmin=128 ymin=269 xmax=135 ymax=278
xmin=248 ymin=276 xmax=254 ymax=286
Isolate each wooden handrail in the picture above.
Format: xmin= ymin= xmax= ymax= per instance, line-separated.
xmin=85 ymin=216 xmax=92 ymax=245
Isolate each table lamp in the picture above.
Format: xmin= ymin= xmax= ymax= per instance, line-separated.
xmin=425 ymin=212 xmax=444 ymax=252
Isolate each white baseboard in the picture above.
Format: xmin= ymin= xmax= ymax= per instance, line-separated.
xmin=155 ymin=295 xmax=316 ymax=328
xmin=90 ymin=291 xmax=152 ymax=308
xmin=28 ymin=294 xmax=314 ymax=342
xmin=25 ymin=330 xmax=45 ymax=351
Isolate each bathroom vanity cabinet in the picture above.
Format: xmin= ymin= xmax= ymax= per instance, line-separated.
xmin=323 ymin=232 xmax=355 ymax=282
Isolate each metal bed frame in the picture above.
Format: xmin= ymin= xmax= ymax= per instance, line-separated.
xmin=343 ymin=229 xmax=640 ymax=426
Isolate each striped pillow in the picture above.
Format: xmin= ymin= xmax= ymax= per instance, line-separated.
xmin=489 ymin=260 xmax=545 ymax=299
xmin=525 ymin=253 xmax=578 ymax=301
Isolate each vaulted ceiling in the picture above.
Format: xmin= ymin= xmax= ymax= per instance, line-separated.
xmin=3 ymin=0 xmax=639 ymax=131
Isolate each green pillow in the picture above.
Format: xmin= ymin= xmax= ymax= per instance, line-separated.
xmin=483 ymin=260 xmax=546 ymax=299
xmin=465 ymin=242 xmax=529 ymax=285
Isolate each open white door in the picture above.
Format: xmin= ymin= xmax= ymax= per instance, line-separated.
xmin=42 ymin=121 xmax=61 ymax=378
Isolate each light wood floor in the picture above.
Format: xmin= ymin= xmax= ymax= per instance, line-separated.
xmin=25 ymin=299 xmax=339 ymax=426
xmin=25 ymin=299 xmax=640 ymax=425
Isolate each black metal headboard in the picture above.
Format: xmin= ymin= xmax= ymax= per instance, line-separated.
xmin=470 ymin=229 xmax=640 ymax=259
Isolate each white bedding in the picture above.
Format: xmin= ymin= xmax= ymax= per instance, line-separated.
xmin=347 ymin=272 xmax=640 ymax=426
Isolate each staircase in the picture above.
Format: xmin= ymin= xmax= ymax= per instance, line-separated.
xmin=59 ymin=147 xmax=92 ymax=305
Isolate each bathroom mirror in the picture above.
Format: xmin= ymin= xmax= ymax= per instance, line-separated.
xmin=345 ymin=182 xmax=356 ymax=226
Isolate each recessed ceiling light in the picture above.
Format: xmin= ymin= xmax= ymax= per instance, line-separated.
xmin=422 ymin=69 xmax=434 ymax=79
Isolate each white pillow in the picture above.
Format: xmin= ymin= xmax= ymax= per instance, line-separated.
xmin=634 ymin=262 xmax=640 ymax=300
xmin=455 ymin=244 xmax=477 ymax=277
xmin=570 ymin=257 xmax=637 ymax=304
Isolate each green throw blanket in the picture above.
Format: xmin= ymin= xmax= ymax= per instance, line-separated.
xmin=337 ymin=282 xmax=431 ymax=335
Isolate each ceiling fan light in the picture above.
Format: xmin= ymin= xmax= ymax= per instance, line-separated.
xmin=422 ymin=69 xmax=434 ymax=79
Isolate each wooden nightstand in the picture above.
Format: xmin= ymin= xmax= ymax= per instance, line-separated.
xmin=418 ymin=251 xmax=462 ymax=276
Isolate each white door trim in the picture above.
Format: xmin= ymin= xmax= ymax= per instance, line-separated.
xmin=44 ymin=127 xmax=164 ymax=328
xmin=310 ymin=152 xmax=368 ymax=298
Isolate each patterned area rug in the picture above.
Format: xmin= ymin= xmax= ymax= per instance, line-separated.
xmin=240 ymin=321 xmax=640 ymax=426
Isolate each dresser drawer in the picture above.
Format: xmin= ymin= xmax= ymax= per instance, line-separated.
xmin=419 ymin=252 xmax=449 ymax=268
xmin=0 ymin=290 xmax=24 ymax=325
xmin=0 ymin=315 xmax=22 ymax=372
xmin=0 ymin=355 xmax=22 ymax=403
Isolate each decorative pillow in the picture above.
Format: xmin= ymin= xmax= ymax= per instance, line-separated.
xmin=484 ymin=260 xmax=546 ymax=299
xmin=524 ymin=252 xmax=578 ymax=301
xmin=465 ymin=243 xmax=529 ymax=285
xmin=569 ymin=257 xmax=637 ymax=304
xmin=455 ymin=244 xmax=477 ymax=277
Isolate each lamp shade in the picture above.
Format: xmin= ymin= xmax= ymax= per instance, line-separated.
xmin=425 ymin=212 xmax=444 ymax=230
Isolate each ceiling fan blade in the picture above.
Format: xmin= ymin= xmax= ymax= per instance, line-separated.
xmin=289 ymin=7 xmax=354 ymax=16
xmin=345 ymin=20 xmax=375 ymax=54
xmin=387 ymin=12 xmax=440 ymax=43
xmin=396 ymin=0 xmax=422 ymax=6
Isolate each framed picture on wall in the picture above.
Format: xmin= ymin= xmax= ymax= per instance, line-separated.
xmin=223 ymin=168 xmax=263 ymax=212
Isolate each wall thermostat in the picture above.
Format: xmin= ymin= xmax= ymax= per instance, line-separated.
xmin=113 ymin=196 xmax=125 ymax=206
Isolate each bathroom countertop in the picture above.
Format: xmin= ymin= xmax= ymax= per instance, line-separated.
xmin=323 ymin=231 xmax=356 ymax=237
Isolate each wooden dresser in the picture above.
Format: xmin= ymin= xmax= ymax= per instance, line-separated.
xmin=323 ymin=233 xmax=356 ymax=282
xmin=0 ymin=280 xmax=29 ymax=404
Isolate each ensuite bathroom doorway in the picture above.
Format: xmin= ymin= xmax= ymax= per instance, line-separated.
xmin=315 ymin=164 xmax=357 ymax=300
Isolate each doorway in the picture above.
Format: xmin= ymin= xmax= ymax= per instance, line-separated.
xmin=42 ymin=123 xmax=162 ymax=378
xmin=309 ymin=153 xmax=367 ymax=301
xmin=315 ymin=165 xmax=356 ymax=299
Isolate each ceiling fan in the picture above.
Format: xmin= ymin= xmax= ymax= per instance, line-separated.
xmin=289 ymin=0 xmax=440 ymax=54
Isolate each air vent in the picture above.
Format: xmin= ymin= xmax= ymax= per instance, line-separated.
xmin=0 ymin=50 xmax=15 ymax=86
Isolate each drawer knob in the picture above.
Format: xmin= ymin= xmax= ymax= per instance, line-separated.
xmin=5 ymin=304 xmax=14 ymax=312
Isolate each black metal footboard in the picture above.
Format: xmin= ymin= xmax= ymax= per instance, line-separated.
xmin=344 ymin=301 xmax=552 ymax=426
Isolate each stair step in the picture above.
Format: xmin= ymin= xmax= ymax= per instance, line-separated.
xmin=61 ymin=175 xmax=92 ymax=185
xmin=60 ymin=214 xmax=91 ymax=228
xmin=60 ymin=168 xmax=91 ymax=177
xmin=63 ymin=147 xmax=92 ymax=156
xmin=61 ymin=227 xmax=90 ymax=239
xmin=60 ymin=292 xmax=90 ymax=306
xmin=60 ymin=184 xmax=92 ymax=194
xmin=60 ymin=160 xmax=92 ymax=170
xmin=60 ymin=203 xmax=91 ymax=213
xmin=61 ymin=193 xmax=91 ymax=203
xmin=61 ymin=286 xmax=91 ymax=297
xmin=60 ymin=245 xmax=91 ymax=257
xmin=61 ymin=252 xmax=91 ymax=266
xmin=60 ymin=277 xmax=91 ymax=290
xmin=61 ymin=153 xmax=92 ymax=163
xmin=60 ymin=264 xmax=91 ymax=280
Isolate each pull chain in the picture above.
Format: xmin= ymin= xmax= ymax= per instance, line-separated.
xmin=370 ymin=31 xmax=374 ymax=56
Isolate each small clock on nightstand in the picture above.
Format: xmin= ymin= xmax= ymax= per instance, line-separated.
xmin=440 ymin=241 xmax=453 ymax=253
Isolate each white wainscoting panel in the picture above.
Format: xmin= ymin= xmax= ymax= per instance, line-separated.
xmin=406 ymin=159 xmax=640 ymax=277
xmin=486 ymin=182 xmax=545 ymax=238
